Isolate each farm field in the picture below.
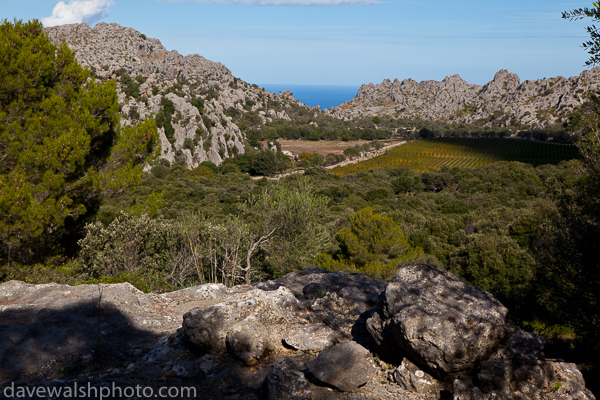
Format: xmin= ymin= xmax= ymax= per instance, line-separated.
xmin=331 ymin=138 xmax=580 ymax=175
xmin=267 ymin=138 xmax=405 ymax=157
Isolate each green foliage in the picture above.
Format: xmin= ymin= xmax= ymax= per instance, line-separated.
xmin=316 ymin=207 xmax=425 ymax=279
xmin=116 ymin=71 xmax=144 ymax=98
xmin=202 ymin=115 xmax=216 ymax=132
xmin=250 ymin=180 xmax=330 ymax=275
xmin=0 ymin=19 xmax=158 ymax=263
xmin=190 ymin=96 xmax=204 ymax=114
xmin=242 ymin=105 xmax=392 ymax=142
xmin=311 ymin=153 xmax=325 ymax=166
xmin=200 ymin=161 xmax=219 ymax=174
xmin=324 ymin=153 xmax=346 ymax=166
xmin=183 ymin=137 xmax=195 ymax=151
xmin=343 ymin=146 xmax=361 ymax=157
xmin=155 ymin=96 xmax=176 ymax=143
xmin=446 ymin=232 xmax=536 ymax=310
xmin=78 ymin=178 xmax=330 ymax=287
xmin=227 ymin=149 xmax=290 ymax=176
xmin=78 ymin=212 xmax=179 ymax=284
xmin=562 ymin=3 xmax=600 ymax=66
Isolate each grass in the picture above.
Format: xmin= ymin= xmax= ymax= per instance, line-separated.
xmin=331 ymin=138 xmax=580 ymax=175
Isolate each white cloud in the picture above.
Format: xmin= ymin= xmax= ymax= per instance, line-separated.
xmin=42 ymin=0 xmax=114 ymax=27
xmin=160 ymin=0 xmax=380 ymax=5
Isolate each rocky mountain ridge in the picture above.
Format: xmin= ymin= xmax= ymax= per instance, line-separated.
xmin=0 ymin=265 xmax=595 ymax=399
xmin=333 ymin=68 xmax=600 ymax=128
xmin=45 ymin=22 xmax=314 ymax=168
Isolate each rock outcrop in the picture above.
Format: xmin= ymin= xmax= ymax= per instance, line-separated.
xmin=183 ymin=286 xmax=308 ymax=365
xmin=0 ymin=267 xmax=595 ymax=400
xmin=44 ymin=23 xmax=312 ymax=168
xmin=367 ymin=263 xmax=508 ymax=377
xmin=333 ymin=68 xmax=600 ymax=128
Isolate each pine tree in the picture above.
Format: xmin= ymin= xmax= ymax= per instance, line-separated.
xmin=0 ymin=19 xmax=159 ymax=263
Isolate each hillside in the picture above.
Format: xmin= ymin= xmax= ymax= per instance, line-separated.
xmin=45 ymin=22 xmax=316 ymax=168
xmin=333 ymin=68 xmax=600 ymax=129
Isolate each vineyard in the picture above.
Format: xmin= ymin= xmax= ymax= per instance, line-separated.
xmin=331 ymin=138 xmax=580 ymax=175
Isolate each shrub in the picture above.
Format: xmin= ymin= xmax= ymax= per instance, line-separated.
xmin=183 ymin=137 xmax=195 ymax=151
xmin=315 ymin=207 xmax=425 ymax=279
xmin=78 ymin=212 xmax=179 ymax=285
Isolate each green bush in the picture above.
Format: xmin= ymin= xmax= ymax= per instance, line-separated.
xmin=78 ymin=212 xmax=179 ymax=282
xmin=183 ymin=137 xmax=195 ymax=151
xmin=316 ymin=207 xmax=426 ymax=279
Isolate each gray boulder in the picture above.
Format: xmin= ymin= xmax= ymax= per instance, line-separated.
xmin=476 ymin=326 xmax=595 ymax=400
xmin=367 ymin=263 xmax=508 ymax=377
xmin=283 ymin=323 xmax=338 ymax=352
xmin=263 ymin=358 xmax=312 ymax=400
xmin=182 ymin=286 xmax=304 ymax=364
xmin=307 ymin=341 xmax=377 ymax=392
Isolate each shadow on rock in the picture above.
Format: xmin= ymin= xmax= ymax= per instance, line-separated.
xmin=0 ymin=288 xmax=157 ymax=383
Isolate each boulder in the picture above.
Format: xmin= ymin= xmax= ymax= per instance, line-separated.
xmin=182 ymin=286 xmax=303 ymax=364
xmin=1 ymin=268 xmax=596 ymax=400
xmin=283 ymin=323 xmax=338 ymax=352
xmin=263 ymin=358 xmax=312 ymax=400
xmin=307 ymin=341 xmax=377 ymax=392
xmin=367 ymin=263 xmax=508 ymax=377
xmin=476 ymin=326 xmax=595 ymax=399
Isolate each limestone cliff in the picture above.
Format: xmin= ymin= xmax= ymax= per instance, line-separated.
xmin=333 ymin=68 xmax=600 ymax=128
xmin=44 ymin=23 xmax=309 ymax=167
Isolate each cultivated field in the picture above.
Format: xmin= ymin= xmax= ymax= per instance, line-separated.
xmin=273 ymin=138 xmax=405 ymax=157
xmin=330 ymin=138 xmax=580 ymax=175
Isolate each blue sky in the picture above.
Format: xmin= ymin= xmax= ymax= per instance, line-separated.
xmin=0 ymin=0 xmax=595 ymax=86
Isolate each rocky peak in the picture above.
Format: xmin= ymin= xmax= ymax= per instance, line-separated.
xmin=334 ymin=68 xmax=600 ymax=129
xmin=482 ymin=69 xmax=521 ymax=97
xmin=44 ymin=22 xmax=311 ymax=168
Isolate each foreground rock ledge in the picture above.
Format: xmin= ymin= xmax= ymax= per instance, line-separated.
xmin=0 ymin=267 xmax=595 ymax=400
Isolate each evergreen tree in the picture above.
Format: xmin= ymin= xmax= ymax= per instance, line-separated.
xmin=0 ymin=19 xmax=158 ymax=263
xmin=316 ymin=207 xmax=424 ymax=279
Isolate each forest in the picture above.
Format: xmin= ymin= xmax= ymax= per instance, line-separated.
xmin=1 ymin=18 xmax=599 ymax=393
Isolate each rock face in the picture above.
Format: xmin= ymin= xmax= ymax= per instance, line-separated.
xmin=307 ymin=341 xmax=378 ymax=392
xmin=333 ymin=68 xmax=600 ymax=128
xmin=389 ymin=358 xmax=449 ymax=394
xmin=182 ymin=286 xmax=306 ymax=365
xmin=367 ymin=263 xmax=508 ymax=377
xmin=0 ymin=267 xmax=595 ymax=400
xmin=44 ymin=23 xmax=311 ymax=168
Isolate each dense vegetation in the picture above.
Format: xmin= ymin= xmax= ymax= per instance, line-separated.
xmin=332 ymin=138 xmax=580 ymax=175
xmin=222 ymin=100 xmax=394 ymax=144
xmin=0 ymin=19 xmax=158 ymax=265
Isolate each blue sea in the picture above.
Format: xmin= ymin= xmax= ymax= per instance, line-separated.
xmin=259 ymin=84 xmax=360 ymax=110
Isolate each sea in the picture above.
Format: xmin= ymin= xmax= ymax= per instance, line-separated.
xmin=259 ymin=84 xmax=360 ymax=110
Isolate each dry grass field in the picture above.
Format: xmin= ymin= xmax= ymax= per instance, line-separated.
xmin=264 ymin=139 xmax=405 ymax=157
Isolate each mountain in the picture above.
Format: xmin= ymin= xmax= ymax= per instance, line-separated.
xmin=45 ymin=22 xmax=312 ymax=168
xmin=333 ymin=69 xmax=600 ymax=129
xmin=44 ymin=22 xmax=600 ymax=166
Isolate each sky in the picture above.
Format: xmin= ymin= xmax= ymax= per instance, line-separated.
xmin=0 ymin=0 xmax=596 ymax=86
